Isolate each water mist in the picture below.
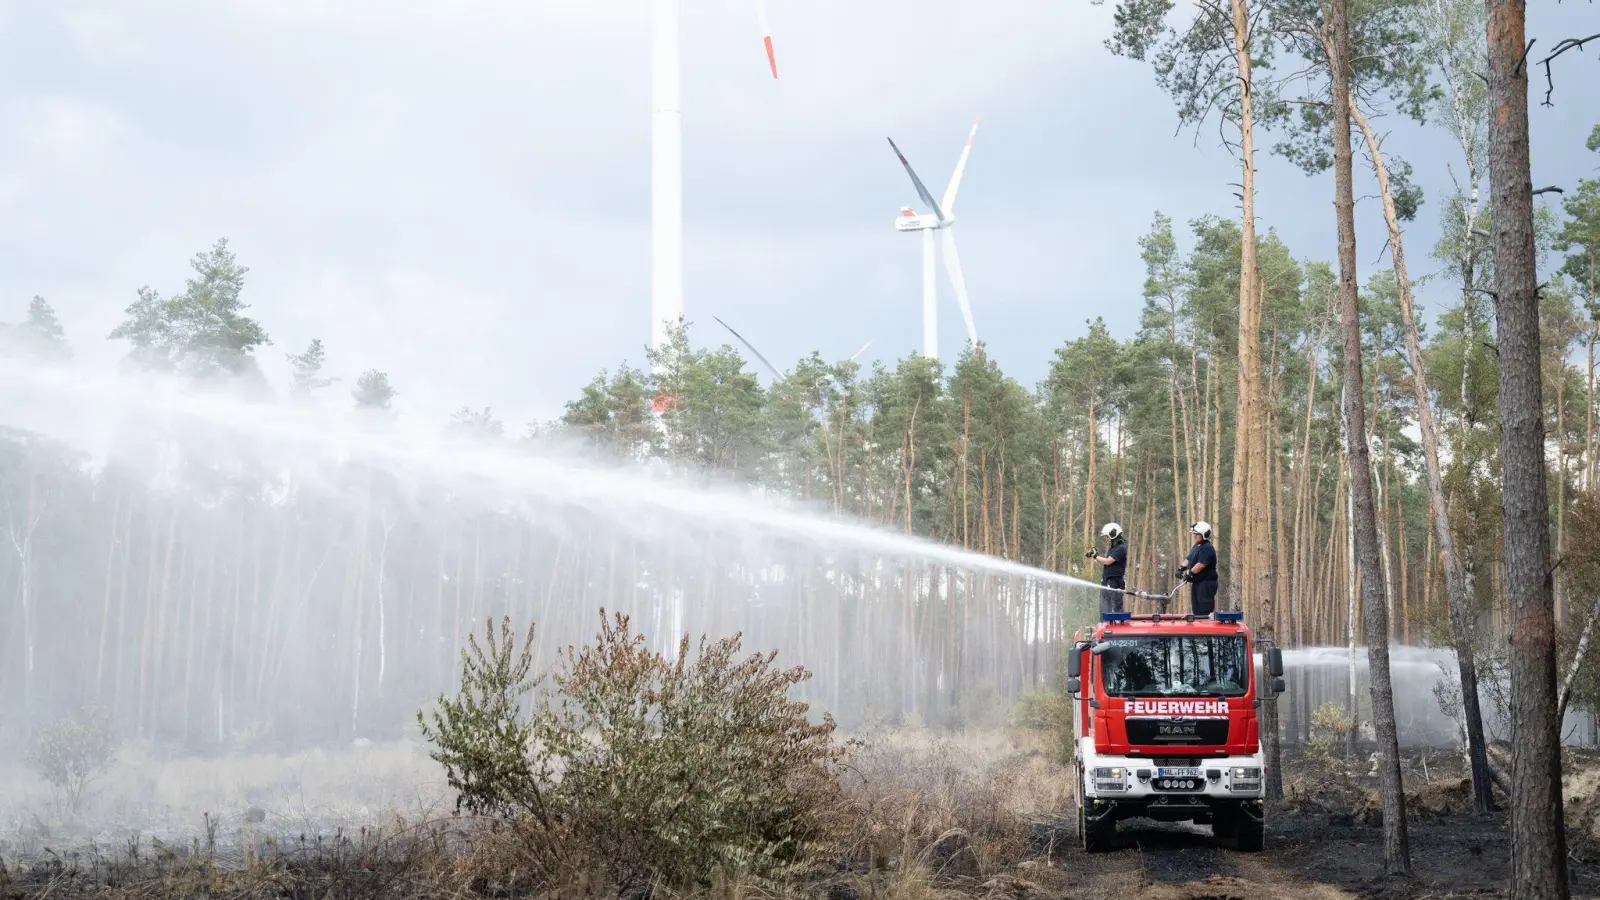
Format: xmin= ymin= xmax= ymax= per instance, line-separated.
xmin=0 ymin=358 xmax=1111 ymax=755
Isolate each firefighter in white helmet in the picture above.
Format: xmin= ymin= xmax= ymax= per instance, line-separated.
xmin=1086 ymin=522 xmax=1128 ymax=614
xmin=1177 ymin=520 xmax=1218 ymax=615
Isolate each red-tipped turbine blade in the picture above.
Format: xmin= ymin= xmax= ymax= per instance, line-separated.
xmin=755 ymin=0 xmax=778 ymax=78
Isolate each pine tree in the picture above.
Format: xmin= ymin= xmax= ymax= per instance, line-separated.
xmin=2 ymin=297 xmax=71 ymax=362
xmin=287 ymin=339 xmax=338 ymax=397
xmin=353 ymin=370 xmax=398 ymax=410
xmin=1487 ymin=0 xmax=1567 ymax=892
xmin=108 ymin=238 xmax=270 ymax=379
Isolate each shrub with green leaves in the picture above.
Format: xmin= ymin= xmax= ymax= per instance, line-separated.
xmin=25 ymin=704 xmax=121 ymax=814
xmin=1008 ymin=689 xmax=1074 ymax=762
xmin=1308 ymin=701 xmax=1356 ymax=758
xmin=416 ymin=617 xmax=550 ymax=820
xmin=418 ymin=611 xmax=850 ymax=892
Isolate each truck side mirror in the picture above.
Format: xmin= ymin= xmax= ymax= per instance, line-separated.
xmin=1066 ymin=677 xmax=1081 ymax=694
xmin=1272 ymin=677 xmax=1286 ymax=695
xmin=1267 ymin=647 xmax=1284 ymax=678
xmin=1067 ymin=650 xmax=1081 ymax=679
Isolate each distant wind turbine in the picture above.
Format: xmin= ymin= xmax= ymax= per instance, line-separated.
xmin=714 ymin=317 xmax=871 ymax=379
xmin=713 ymin=316 xmax=783 ymax=380
xmin=887 ymin=119 xmax=980 ymax=362
xmin=652 ymin=0 xmax=780 ymax=359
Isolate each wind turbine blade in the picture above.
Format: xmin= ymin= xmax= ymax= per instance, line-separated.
xmin=940 ymin=230 xmax=978 ymax=347
xmin=712 ymin=315 xmax=783 ymax=380
xmin=886 ymin=137 xmax=946 ymax=221
xmin=940 ymin=117 xmax=980 ymax=215
xmin=754 ymin=0 xmax=778 ymax=78
xmin=850 ymin=339 xmax=873 ymax=361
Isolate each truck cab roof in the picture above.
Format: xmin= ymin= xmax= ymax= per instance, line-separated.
xmin=1076 ymin=610 xmax=1250 ymax=643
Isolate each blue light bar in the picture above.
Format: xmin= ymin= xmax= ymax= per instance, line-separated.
xmin=1102 ymin=611 xmax=1132 ymax=623
xmin=1213 ymin=611 xmax=1244 ymax=622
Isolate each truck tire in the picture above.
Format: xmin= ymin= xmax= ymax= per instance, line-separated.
xmin=1235 ymin=813 xmax=1260 ymax=845
xmin=1234 ymin=812 xmax=1264 ymax=852
xmin=1078 ymin=777 xmax=1113 ymax=853
xmin=1212 ymin=806 xmax=1264 ymax=852
xmin=1080 ymin=806 xmax=1113 ymax=853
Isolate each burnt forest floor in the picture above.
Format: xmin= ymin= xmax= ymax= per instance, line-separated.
xmin=4 ymin=734 xmax=1600 ymax=899
xmin=941 ymin=743 xmax=1600 ymax=900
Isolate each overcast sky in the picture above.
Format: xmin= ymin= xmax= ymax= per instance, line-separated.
xmin=0 ymin=1 xmax=1595 ymax=430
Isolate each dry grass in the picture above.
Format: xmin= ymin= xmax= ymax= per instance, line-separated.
xmin=0 ymin=739 xmax=448 ymax=858
xmin=0 ymin=727 xmax=1074 ymax=899
xmin=831 ymin=726 xmax=1075 ymax=896
xmin=1 ymin=813 xmax=544 ymax=900
xmin=1560 ymin=747 xmax=1600 ymax=862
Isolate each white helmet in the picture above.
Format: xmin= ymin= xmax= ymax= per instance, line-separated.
xmin=1101 ymin=522 xmax=1123 ymax=540
xmin=1190 ymin=520 xmax=1213 ymax=540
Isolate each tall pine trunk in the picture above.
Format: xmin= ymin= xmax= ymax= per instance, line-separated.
xmin=1085 ymin=395 xmax=1098 ymax=557
xmin=1330 ymin=0 xmax=1409 ymax=870
xmin=1225 ymin=0 xmax=1261 ymax=614
xmin=1351 ymin=98 xmax=1495 ymax=812
xmin=1253 ymin=310 xmax=1283 ymax=797
xmin=1339 ymin=393 xmax=1359 ymax=756
xmin=1486 ymin=0 xmax=1568 ymax=892
xmin=1585 ymin=324 xmax=1596 ymax=494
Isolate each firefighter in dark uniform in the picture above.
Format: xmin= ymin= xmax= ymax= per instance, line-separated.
xmin=1086 ymin=522 xmax=1128 ymax=614
xmin=1177 ymin=520 xmax=1219 ymax=615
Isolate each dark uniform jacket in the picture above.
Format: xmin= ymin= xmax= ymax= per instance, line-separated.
xmin=1185 ymin=541 xmax=1218 ymax=582
xmin=1103 ymin=541 xmax=1127 ymax=582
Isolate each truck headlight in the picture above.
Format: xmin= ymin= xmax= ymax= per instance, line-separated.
xmin=1092 ymin=767 xmax=1128 ymax=792
xmin=1230 ymin=767 xmax=1262 ymax=792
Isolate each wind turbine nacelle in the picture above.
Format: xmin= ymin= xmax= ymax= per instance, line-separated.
xmin=894 ymin=212 xmax=945 ymax=232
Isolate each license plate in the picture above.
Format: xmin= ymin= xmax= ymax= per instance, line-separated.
xmin=1157 ymin=767 xmax=1202 ymax=778
xmin=1157 ymin=722 xmax=1201 ymax=738
xmin=1154 ymin=777 xmax=1202 ymax=792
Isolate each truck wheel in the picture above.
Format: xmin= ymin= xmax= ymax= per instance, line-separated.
xmin=1078 ymin=779 xmax=1113 ymax=853
xmin=1233 ymin=812 xmax=1264 ymax=852
xmin=1081 ymin=809 xmax=1113 ymax=853
xmin=1212 ymin=806 xmax=1264 ymax=852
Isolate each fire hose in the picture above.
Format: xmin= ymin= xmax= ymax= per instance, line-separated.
xmin=1119 ymin=580 xmax=1185 ymax=612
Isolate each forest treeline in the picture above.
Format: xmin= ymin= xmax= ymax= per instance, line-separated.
xmin=1 ymin=120 xmax=1596 ymax=745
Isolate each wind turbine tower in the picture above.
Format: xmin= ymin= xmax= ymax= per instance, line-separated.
xmin=652 ymin=0 xmax=779 ymax=359
xmin=887 ymin=120 xmax=980 ymax=362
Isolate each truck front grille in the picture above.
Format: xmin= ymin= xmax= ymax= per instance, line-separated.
xmin=1125 ymin=717 xmax=1229 ymax=746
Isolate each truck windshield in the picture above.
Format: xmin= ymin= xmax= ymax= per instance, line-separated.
xmin=1097 ymin=635 xmax=1249 ymax=697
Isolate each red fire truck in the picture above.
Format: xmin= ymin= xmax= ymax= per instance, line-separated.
xmin=1066 ymin=609 xmax=1284 ymax=852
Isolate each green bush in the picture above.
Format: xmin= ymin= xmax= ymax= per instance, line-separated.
xmin=26 ymin=704 xmax=121 ymax=814
xmin=416 ymin=616 xmax=549 ymax=820
xmin=1307 ymin=701 xmax=1355 ymax=759
xmin=1008 ymin=690 xmax=1066 ymax=730
xmin=418 ymin=611 xmax=851 ymax=892
xmin=947 ymin=679 xmax=1005 ymax=730
xmin=1008 ymin=690 xmax=1075 ymax=762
